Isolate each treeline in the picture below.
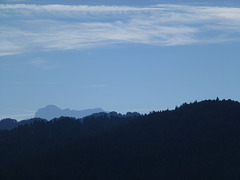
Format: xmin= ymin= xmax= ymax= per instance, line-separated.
xmin=0 ymin=111 xmax=140 ymax=130
xmin=1 ymin=99 xmax=240 ymax=179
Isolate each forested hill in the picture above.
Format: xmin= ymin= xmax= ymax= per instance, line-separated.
xmin=1 ymin=99 xmax=240 ymax=180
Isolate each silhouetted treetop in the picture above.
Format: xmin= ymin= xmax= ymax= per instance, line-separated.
xmin=1 ymin=99 xmax=240 ymax=180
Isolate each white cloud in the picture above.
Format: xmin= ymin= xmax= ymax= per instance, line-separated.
xmin=0 ymin=52 xmax=20 ymax=56
xmin=0 ymin=4 xmax=155 ymax=14
xmin=0 ymin=39 xmax=21 ymax=56
xmin=0 ymin=4 xmax=240 ymax=55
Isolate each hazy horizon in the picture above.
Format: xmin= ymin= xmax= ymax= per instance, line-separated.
xmin=1 ymin=0 xmax=240 ymax=120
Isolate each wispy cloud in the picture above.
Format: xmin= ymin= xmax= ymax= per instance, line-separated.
xmin=0 ymin=4 xmax=240 ymax=55
xmin=0 ymin=52 xmax=19 ymax=56
xmin=28 ymin=58 xmax=58 ymax=70
xmin=0 ymin=112 xmax=34 ymax=121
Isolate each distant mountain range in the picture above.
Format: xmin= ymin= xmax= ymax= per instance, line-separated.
xmin=1 ymin=99 xmax=240 ymax=179
xmin=35 ymin=105 xmax=105 ymax=120
xmin=0 ymin=106 xmax=140 ymax=130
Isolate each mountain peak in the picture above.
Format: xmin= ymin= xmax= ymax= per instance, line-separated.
xmin=35 ymin=105 xmax=104 ymax=120
xmin=44 ymin=105 xmax=61 ymax=110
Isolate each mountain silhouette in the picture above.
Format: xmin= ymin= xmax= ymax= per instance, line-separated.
xmin=0 ymin=110 xmax=139 ymax=130
xmin=35 ymin=105 xmax=104 ymax=120
xmin=1 ymin=99 xmax=240 ymax=179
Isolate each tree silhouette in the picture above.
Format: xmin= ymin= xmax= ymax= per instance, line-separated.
xmin=1 ymin=99 xmax=240 ymax=180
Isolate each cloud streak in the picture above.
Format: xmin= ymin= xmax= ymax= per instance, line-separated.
xmin=28 ymin=58 xmax=58 ymax=71
xmin=0 ymin=4 xmax=240 ymax=55
xmin=0 ymin=112 xmax=34 ymax=120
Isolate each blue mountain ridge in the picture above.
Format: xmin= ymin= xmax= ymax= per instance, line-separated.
xmin=0 ymin=105 xmax=140 ymax=130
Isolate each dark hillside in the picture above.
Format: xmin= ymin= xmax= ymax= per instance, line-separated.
xmin=1 ymin=99 xmax=240 ymax=180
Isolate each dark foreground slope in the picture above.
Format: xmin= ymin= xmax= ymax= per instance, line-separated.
xmin=1 ymin=99 xmax=240 ymax=180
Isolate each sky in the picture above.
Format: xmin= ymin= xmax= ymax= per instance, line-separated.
xmin=1 ymin=0 xmax=240 ymax=120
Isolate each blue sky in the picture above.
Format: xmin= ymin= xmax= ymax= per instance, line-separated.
xmin=1 ymin=0 xmax=240 ymax=120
